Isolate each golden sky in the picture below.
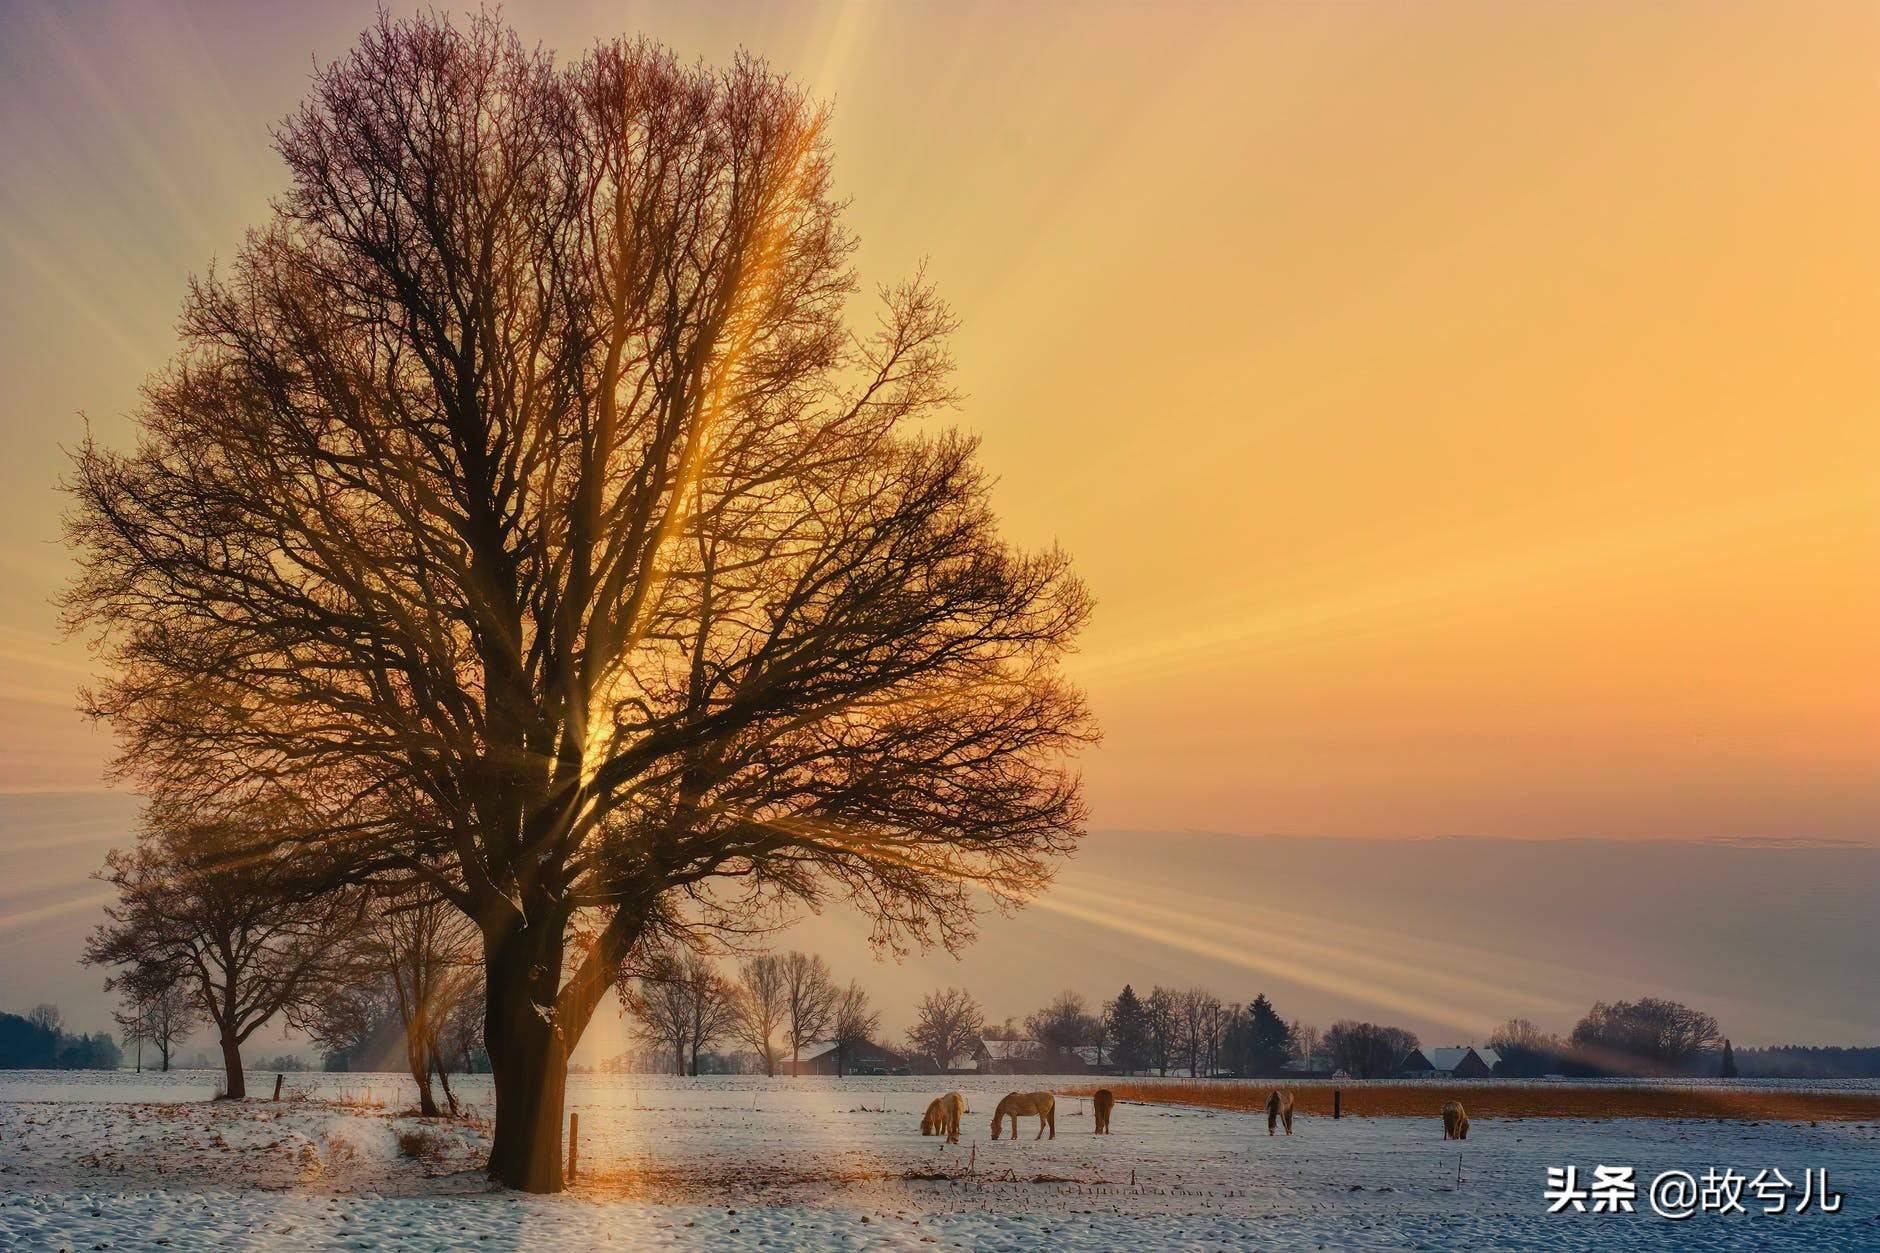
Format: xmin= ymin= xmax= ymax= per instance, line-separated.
xmin=2 ymin=0 xmax=1876 ymax=844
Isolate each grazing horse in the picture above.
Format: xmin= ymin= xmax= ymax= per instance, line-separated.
xmin=1442 ymin=1099 xmax=1469 ymax=1140
xmin=991 ymin=1091 xmax=1056 ymax=1140
xmin=921 ymin=1091 xmax=967 ymax=1143
xmin=1266 ymin=1089 xmax=1295 ymax=1136
xmin=1092 ymin=1088 xmax=1115 ymax=1134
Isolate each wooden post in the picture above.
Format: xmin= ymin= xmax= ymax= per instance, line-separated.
xmin=1333 ymin=1089 xmax=1340 ymax=1119
xmin=272 ymin=1074 xmax=283 ymax=1101
xmin=567 ymin=1112 xmax=579 ymax=1184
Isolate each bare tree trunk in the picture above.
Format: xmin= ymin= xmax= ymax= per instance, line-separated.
xmin=483 ymin=929 xmax=567 ymax=1193
xmin=220 ymin=1034 xmax=246 ymax=1099
xmin=434 ymin=1048 xmax=460 ymax=1117
xmin=408 ymin=1034 xmax=440 ymax=1117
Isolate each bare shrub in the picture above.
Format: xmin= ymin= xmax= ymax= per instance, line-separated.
xmin=397 ymin=1128 xmax=442 ymax=1160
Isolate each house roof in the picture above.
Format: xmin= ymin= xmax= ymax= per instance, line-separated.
xmin=1428 ymin=1047 xmax=1477 ymax=1072
xmin=799 ymin=1040 xmax=839 ymax=1062
xmin=979 ymin=1038 xmax=1039 ymax=1060
xmin=1475 ymin=1047 xmax=1502 ymax=1070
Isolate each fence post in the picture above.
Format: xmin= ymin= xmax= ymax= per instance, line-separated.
xmin=567 ymin=1111 xmax=579 ymax=1184
xmin=272 ymin=1074 xmax=283 ymax=1101
xmin=1333 ymin=1089 xmax=1340 ymax=1120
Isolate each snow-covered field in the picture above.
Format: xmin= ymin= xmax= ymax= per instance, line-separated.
xmin=1 ymin=1070 xmax=1874 ymax=1250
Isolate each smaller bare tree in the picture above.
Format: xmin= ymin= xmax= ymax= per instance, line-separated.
xmin=147 ymin=981 xmax=196 ymax=1073
xmin=84 ymin=811 xmax=362 ymax=1098
xmin=1176 ymin=988 xmax=1223 ymax=1077
xmin=1323 ymin=1020 xmax=1420 ymax=1079
xmin=1143 ymin=986 xmax=1179 ymax=1076
xmin=781 ymin=952 xmax=838 ymax=1077
xmin=302 ymin=893 xmax=480 ymax=1115
xmin=1291 ymin=1022 xmax=1322 ymax=1073
xmin=733 ymin=956 xmax=788 ymax=1077
xmin=1569 ymin=999 xmax=1721 ymax=1075
xmin=438 ymin=988 xmax=485 ymax=1076
xmin=1025 ymin=990 xmax=1100 ymax=1062
xmin=112 ymin=994 xmax=150 ymax=1073
xmin=908 ymin=987 xmax=984 ymax=1071
xmin=631 ymin=952 xmax=737 ymax=1076
xmin=830 ymin=981 xmax=881 ymax=1079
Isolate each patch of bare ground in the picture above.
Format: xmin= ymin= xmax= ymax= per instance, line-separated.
xmin=1059 ymin=1080 xmax=1880 ymax=1122
xmin=567 ymin=1160 xmax=1114 ymax=1204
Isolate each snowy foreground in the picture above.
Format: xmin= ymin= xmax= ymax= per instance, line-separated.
xmin=1 ymin=1070 xmax=1874 ymax=1250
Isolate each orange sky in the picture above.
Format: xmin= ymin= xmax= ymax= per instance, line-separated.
xmin=2 ymin=0 xmax=1876 ymax=843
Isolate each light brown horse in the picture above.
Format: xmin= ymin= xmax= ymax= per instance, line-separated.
xmin=1092 ymin=1088 xmax=1115 ymax=1134
xmin=920 ymin=1091 xmax=967 ymax=1143
xmin=1266 ymin=1089 xmax=1295 ymax=1135
xmin=991 ymin=1091 xmax=1056 ymax=1140
xmin=1442 ymin=1099 xmax=1469 ymax=1140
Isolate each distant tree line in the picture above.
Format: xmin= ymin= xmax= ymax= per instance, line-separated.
xmin=1720 ymin=1045 xmax=1880 ymax=1080
xmin=1488 ymin=999 xmax=1738 ymax=1078
xmin=623 ymin=949 xmax=882 ymax=1077
xmin=0 ymin=1004 xmax=122 ymax=1070
xmin=75 ymin=868 xmax=1856 ymax=1088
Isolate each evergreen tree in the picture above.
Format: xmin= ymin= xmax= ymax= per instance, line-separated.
xmin=1719 ymin=1038 xmax=1738 ymax=1079
xmin=1245 ymin=995 xmax=1294 ymax=1076
xmin=1106 ymin=985 xmax=1150 ymax=1075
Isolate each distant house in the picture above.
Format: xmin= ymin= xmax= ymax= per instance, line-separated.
xmin=792 ymin=1039 xmax=919 ymax=1076
xmin=972 ymin=1037 xmax=1047 ymax=1074
xmin=1403 ymin=1046 xmax=1497 ymax=1079
xmin=1280 ymin=1056 xmax=1334 ymax=1079
xmin=967 ymin=1037 xmax=1110 ymax=1075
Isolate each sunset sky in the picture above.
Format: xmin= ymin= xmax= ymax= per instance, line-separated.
xmin=1 ymin=1 xmax=1875 ymax=1045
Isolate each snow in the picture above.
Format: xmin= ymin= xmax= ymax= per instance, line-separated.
xmin=2 ymin=1070 xmax=1876 ymax=1249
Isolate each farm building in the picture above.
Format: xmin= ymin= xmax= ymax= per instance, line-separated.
xmin=1401 ymin=1046 xmax=1499 ymax=1078
xmin=790 ymin=1040 xmax=919 ymax=1077
xmin=966 ymin=1038 xmax=1112 ymax=1075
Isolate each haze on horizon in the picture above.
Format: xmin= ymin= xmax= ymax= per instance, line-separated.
xmin=0 ymin=3 xmax=1875 ymax=1050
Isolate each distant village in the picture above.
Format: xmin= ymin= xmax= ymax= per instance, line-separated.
xmin=605 ymin=1035 xmax=1512 ymax=1081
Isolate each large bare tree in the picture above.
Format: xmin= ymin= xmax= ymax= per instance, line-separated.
xmin=63 ymin=12 xmax=1090 ymax=1190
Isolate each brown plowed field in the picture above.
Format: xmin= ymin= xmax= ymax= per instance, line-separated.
xmin=1058 ymin=1080 xmax=1879 ymax=1122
